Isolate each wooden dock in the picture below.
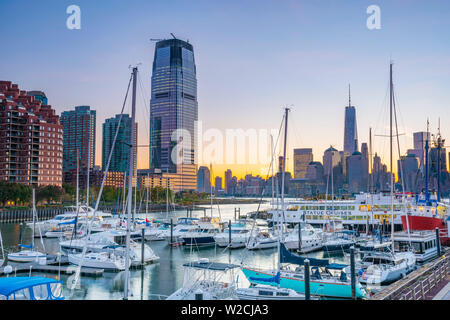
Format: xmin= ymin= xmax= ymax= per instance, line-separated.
xmin=371 ymin=249 xmax=450 ymax=300
xmin=0 ymin=255 xmax=104 ymax=277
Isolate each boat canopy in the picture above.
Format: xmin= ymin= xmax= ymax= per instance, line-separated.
xmin=0 ymin=277 xmax=64 ymax=300
xmin=326 ymin=263 xmax=348 ymax=270
xmin=280 ymin=243 xmax=329 ymax=267
xmin=183 ymin=261 xmax=240 ymax=271
xmin=249 ymin=271 xmax=280 ymax=284
xmin=58 ymin=217 xmax=77 ymax=225
xmin=18 ymin=244 xmax=33 ymax=249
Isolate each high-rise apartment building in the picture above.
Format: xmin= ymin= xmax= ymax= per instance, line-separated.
xmin=60 ymin=106 xmax=96 ymax=184
xmin=0 ymin=81 xmax=63 ymax=186
xmin=102 ymin=114 xmax=137 ymax=173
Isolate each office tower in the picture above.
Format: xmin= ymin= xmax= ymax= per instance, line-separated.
xmin=102 ymin=114 xmax=137 ymax=173
xmin=413 ymin=131 xmax=431 ymax=170
xmin=149 ymin=38 xmax=198 ymax=191
xmin=224 ymin=169 xmax=232 ymax=194
xmin=0 ymin=81 xmax=63 ymax=186
xmin=347 ymin=151 xmax=369 ymax=193
xmin=197 ymin=166 xmax=211 ymax=193
xmin=293 ymin=148 xmax=313 ymax=179
xmin=398 ymin=153 xmax=419 ymax=192
xmin=343 ymin=86 xmax=358 ymax=155
xmin=215 ymin=176 xmax=222 ymax=191
xmin=60 ymin=106 xmax=96 ymax=184
xmin=278 ymin=156 xmax=284 ymax=173
xmin=322 ymin=146 xmax=340 ymax=176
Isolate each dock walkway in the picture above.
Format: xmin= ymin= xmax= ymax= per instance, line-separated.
xmin=371 ymin=249 xmax=450 ymax=300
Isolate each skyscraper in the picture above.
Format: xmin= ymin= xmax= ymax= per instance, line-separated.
xmin=197 ymin=166 xmax=211 ymax=193
xmin=413 ymin=131 xmax=431 ymax=171
xmin=102 ymin=114 xmax=137 ymax=173
xmin=149 ymin=38 xmax=198 ymax=191
xmin=293 ymin=148 xmax=313 ymax=179
xmin=224 ymin=169 xmax=232 ymax=194
xmin=343 ymin=86 xmax=358 ymax=155
xmin=60 ymin=106 xmax=96 ymax=184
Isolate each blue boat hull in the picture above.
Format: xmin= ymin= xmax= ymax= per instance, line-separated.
xmin=242 ymin=268 xmax=367 ymax=299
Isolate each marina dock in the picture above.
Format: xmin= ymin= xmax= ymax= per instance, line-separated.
xmin=0 ymin=255 xmax=104 ymax=277
xmin=371 ymin=249 xmax=450 ymax=300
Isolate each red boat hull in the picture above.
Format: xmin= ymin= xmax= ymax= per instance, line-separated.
xmin=401 ymin=215 xmax=449 ymax=246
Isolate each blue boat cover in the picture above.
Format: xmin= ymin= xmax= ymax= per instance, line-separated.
xmin=0 ymin=277 xmax=60 ymax=297
xmin=326 ymin=263 xmax=348 ymax=270
xmin=18 ymin=244 xmax=33 ymax=249
xmin=280 ymin=243 xmax=329 ymax=267
xmin=249 ymin=271 xmax=281 ymax=284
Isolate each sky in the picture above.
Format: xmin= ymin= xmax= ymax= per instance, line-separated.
xmin=1 ymin=0 xmax=450 ymax=181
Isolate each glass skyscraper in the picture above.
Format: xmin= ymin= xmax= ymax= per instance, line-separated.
xmin=149 ymin=38 xmax=198 ymax=190
xmin=60 ymin=105 xmax=96 ymax=184
xmin=102 ymin=114 xmax=137 ymax=173
xmin=343 ymin=105 xmax=358 ymax=155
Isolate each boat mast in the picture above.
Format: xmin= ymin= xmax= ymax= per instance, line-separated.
xmin=76 ymin=149 xmax=79 ymax=216
xmin=210 ymin=163 xmax=213 ymax=218
xmin=86 ymin=133 xmax=90 ymax=208
xmin=389 ymin=63 xmax=395 ymax=253
xmin=271 ymin=135 xmax=275 ymax=210
xmin=124 ymin=66 xmax=138 ymax=300
xmin=369 ymin=127 xmax=374 ymax=235
xmin=278 ymin=107 xmax=289 ymax=276
xmin=425 ymin=119 xmax=430 ymax=205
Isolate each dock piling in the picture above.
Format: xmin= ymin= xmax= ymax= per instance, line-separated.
xmin=304 ymin=259 xmax=310 ymax=300
xmin=436 ymin=227 xmax=441 ymax=257
xmin=350 ymin=246 xmax=356 ymax=300
xmin=228 ymin=220 xmax=232 ymax=247
xmin=141 ymin=228 xmax=145 ymax=267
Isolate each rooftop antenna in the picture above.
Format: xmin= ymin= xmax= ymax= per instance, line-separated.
xmin=348 ymin=84 xmax=351 ymax=107
xmin=170 ymin=33 xmax=177 ymax=39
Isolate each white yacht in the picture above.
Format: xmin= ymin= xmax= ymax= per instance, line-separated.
xmin=214 ymin=222 xmax=256 ymax=248
xmin=7 ymin=248 xmax=46 ymax=263
xmin=358 ymin=246 xmax=416 ymax=284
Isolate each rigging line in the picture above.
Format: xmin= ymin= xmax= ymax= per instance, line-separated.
xmin=137 ymin=74 xmax=150 ymax=141
xmin=239 ymin=111 xmax=285 ymax=265
xmin=68 ymin=72 xmax=133 ymax=296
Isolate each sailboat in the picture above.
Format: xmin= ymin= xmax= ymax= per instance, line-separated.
xmin=357 ymin=62 xmax=416 ymax=284
xmin=8 ymin=189 xmax=46 ymax=263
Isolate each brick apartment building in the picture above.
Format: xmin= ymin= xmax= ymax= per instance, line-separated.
xmin=0 ymin=81 xmax=63 ymax=186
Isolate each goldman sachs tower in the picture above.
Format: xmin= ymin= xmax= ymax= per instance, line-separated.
xmin=343 ymin=85 xmax=358 ymax=155
xmin=149 ymin=37 xmax=198 ymax=191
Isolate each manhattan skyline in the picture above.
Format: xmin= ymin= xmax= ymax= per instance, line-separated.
xmin=1 ymin=0 xmax=450 ymax=180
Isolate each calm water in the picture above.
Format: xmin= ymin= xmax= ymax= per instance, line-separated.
xmin=0 ymin=202 xmax=351 ymax=300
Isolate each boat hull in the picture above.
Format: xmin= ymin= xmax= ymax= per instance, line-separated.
xmin=401 ymin=215 xmax=449 ymax=246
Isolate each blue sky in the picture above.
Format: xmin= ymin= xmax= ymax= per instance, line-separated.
xmin=1 ymin=0 xmax=449 ymax=177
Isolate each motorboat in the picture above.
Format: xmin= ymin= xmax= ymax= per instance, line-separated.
xmin=393 ymin=230 xmax=439 ymax=263
xmin=358 ymin=249 xmax=416 ymax=284
xmin=322 ymin=230 xmax=357 ymax=252
xmin=68 ymin=251 xmax=126 ymax=271
xmin=214 ymin=222 xmax=256 ymax=248
xmin=180 ymin=222 xmax=221 ymax=247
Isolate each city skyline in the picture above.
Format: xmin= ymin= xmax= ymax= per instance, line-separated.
xmin=1 ymin=1 xmax=450 ymax=181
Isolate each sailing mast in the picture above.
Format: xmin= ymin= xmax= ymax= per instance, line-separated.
xmin=278 ymin=107 xmax=289 ymax=278
xmin=124 ymin=66 xmax=138 ymax=300
xmin=389 ymin=63 xmax=395 ymax=253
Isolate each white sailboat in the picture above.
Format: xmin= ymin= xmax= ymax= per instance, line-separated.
xmin=357 ymin=62 xmax=416 ymax=284
xmin=68 ymin=251 xmax=125 ymax=271
xmin=8 ymin=189 xmax=46 ymax=263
